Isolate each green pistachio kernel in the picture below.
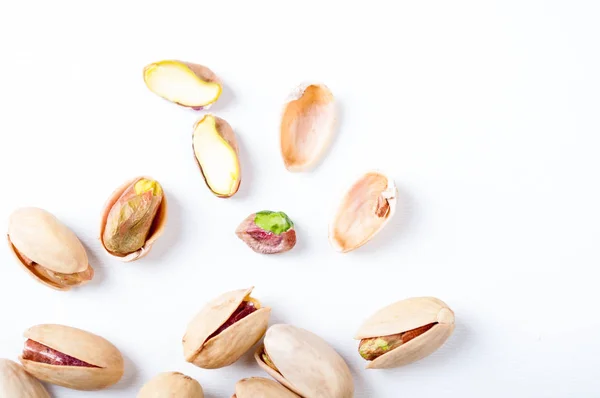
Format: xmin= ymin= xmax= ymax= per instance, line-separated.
xmin=254 ymin=211 xmax=293 ymax=235
xmin=134 ymin=178 xmax=163 ymax=196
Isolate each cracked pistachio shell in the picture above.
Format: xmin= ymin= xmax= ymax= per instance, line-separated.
xmin=138 ymin=372 xmax=204 ymax=398
xmin=255 ymin=324 xmax=354 ymax=398
xmin=329 ymin=171 xmax=398 ymax=253
xmin=183 ymin=287 xmax=271 ymax=369
xmin=99 ymin=176 xmax=168 ymax=262
xmin=7 ymin=207 xmax=94 ymax=291
xmin=232 ymin=377 xmax=300 ymax=398
xmin=19 ymin=324 xmax=125 ymax=391
xmin=355 ymin=297 xmax=455 ymax=369
xmin=0 ymin=359 xmax=51 ymax=398
xmin=280 ymin=83 xmax=336 ymax=172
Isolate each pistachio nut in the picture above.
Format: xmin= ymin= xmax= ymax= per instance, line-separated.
xmin=19 ymin=324 xmax=125 ymax=390
xmin=235 ymin=211 xmax=296 ymax=254
xmin=183 ymin=287 xmax=271 ymax=369
xmin=0 ymin=358 xmax=51 ymax=398
xmin=329 ymin=170 xmax=398 ymax=253
xmin=355 ymin=296 xmax=455 ymax=369
xmin=255 ymin=324 xmax=354 ymax=398
xmin=7 ymin=207 xmax=94 ymax=291
xmin=137 ymin=371 xmax=204 ymax=398
xmin=280 ymin=83 xmax=336 ymax=172
xmin=232 ymin=377 xmax=300 ymax=398
xmin=100 ymin=176 xmax=167 ymax=262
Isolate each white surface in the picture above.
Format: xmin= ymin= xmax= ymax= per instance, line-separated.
xmin=1 ymin=1 xmax=599 ymax=397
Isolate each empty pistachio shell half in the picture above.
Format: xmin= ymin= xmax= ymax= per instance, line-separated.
xmin=100 ymin=176 xmax=167 ymax=262
xmin=329 ymin=171 xmax=398 ymax=253
xmin=0 ymin=358 xmax=51 ymax=398
xmin=235 ymin=211 xmax=296 ymax=254
xmin=280 ymin=83 xmax=336 ymax=172
xmin=255 ymin=324 xmax=354 ymax=398
xmin=143 ymin=60 xmax=222 ymax=110
xmin=19 ymin=324 xmax=124 ymax=390
xmin=138 ymin=372 xmax=204 ymax=398
xmin=7 ymin=207 xmax=94 ymax=291
xmin=183 ymin=287 xmax=271 ymax=369
xmin=232 ymin=377 xmax=300 ymax=398
xmin=355 ymin=296 xmax=455 ymax=369
xmin=192 ymin=114 xmax=241 ymax=198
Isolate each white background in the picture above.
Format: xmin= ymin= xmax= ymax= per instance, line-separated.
xmin=1 ymin=1 xmax=599 ymax=397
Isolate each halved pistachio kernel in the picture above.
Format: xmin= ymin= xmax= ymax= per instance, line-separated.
xmin=235 ymin=211 xmax=296 ymax=254
xmin=143 ymin=60 xmax=222 ymax=109
xmin=23 ymin=339 xmax=100 ymax=368
xmin=358 ymin=323 xmax=436 ymax=361
xmin=192 ymin=114 xmax=241 ymax=198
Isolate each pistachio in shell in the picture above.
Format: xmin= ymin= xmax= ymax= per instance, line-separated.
xmin=235 ymin=211 xmax=296 ymax=254
xmin=7 ymin=207 xmax=94 ymax=291
xmin=329 ymin=170 xmax=398 ymax=253
xmin=137 ymin=371 xmax=204 ymax=398
xmin=232 ymin=377 xmax=300 ymax=398
xmin=280 ymin=83 xmax=336 ymax=172
xmin=355 ymin=296 xmax=455 ymax=369
xmin=19 ymin=324 xmax=125 ymax=390
xmin=0 ymin=358 xmax=51 ymax=398
xmin=100 ymin=176 xmax=167 ymax=262
xmin=183 ymin=287 xmax=271 ymax=369
xmin=255 ymin=324 xmax=354 ymax=398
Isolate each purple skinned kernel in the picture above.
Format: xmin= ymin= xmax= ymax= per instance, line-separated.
xmin=206 ymin=301 xmax=258 ymax=341
xmin=23 ymin=339 xmax=100 ymax=368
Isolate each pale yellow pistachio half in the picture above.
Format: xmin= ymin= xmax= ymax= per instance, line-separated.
xmin=138 ymin=372 xmax=204 ymax=398
xmin=192 ymin=114 xmax=241 ymax=198
xmin=0 ymin=359 xmax=50 ymax=398
xmin=329 ymin=171 xmax=398 ymax=252
xmin=143 ymin=60 xmax=222 ymax=109
xmin=280 ymin=83 xmax=336 ymax=172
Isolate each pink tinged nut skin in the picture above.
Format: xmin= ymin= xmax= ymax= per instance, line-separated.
xmin=206 ymin=301 xmax=258 ymax=341
xmin=235 ymin=212 xmax=296 ymax=254
xmin=23 ymin=340 xmax=100 ymax=367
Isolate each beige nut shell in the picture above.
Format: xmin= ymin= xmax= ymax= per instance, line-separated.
xmin=233 ymin=377 xmax=300 ymax=398
xmin=99 ymin=176 xmax=168 ymax=262
xmin=137 ymin=371 xmax=204 ymax=398
xmin=255 ymin=324 xmax=354 ymax=398
xmin=355 ymin=296 xmax=455 ymax=369
xmin=19 ymin=324 xmax=125 ymax=391
xmin=183 ymin=287 xmax=271 ymax=369
xmin=0 ymin=358 xmax=51 ymax=398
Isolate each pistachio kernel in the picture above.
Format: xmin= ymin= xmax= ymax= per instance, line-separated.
xmin=359 ymin=323 xmax=436 ymax=361
xmin=22 ymin=339 xmax=99 ymax=368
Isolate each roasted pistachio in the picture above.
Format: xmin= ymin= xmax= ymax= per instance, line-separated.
xmin=100 ymin=176 xmax=167 ymax=261
xmin=183 ymin=287 xmax=271 ymax=369
xmin=19 ymin=324 xmax=124 ymax=390
xmin=232 ymin=377 xmax=300 ymax=398
xmin=0 ymin=358 xmax=51 ymax=398
xmin=138 ymin=372 xmax=204 ymax=398
xmin=7 ymin=207 xmax=94 ymax=291
xmin=355 ymin=296 xmax=455 ymax=369
xmin=235 ymin=211 xmax=296 ymax=254
xmin=255 ymin=324 xmax=354 ymax=398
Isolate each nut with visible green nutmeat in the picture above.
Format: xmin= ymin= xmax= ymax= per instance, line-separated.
xmin=232 ymin=377 xmax=300 ymax=398
xmin=0 ymin=358 xmax=50 ymax=397
xmin=137 ymin=372 xmax=204 ymax=398
xmin=100 ymin=176 xmax=167 ymax=262
xmin=235 ymin=211 xmax=296 ymax=254
xmin=355 ymin=296 xmax=455 ymax=369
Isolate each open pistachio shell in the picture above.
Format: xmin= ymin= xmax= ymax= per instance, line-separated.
xmin=183 ymin=287 xmax=271 ymax=369
xmin=355 ymin=297 xmax=455 ymax=369
xmin=232 ymin=377 xmax=300 ymax=398
xmin=280 ymin=83 xmax=336 ymax=172
xmin=99 ymin=176 xmax=168 ymax=262
xmin=0 ymin=358 xmax=51 ymax=398
xmin=7 ymin=207 xmax=94 ymax=291
xmin=19 ymin=324 xmax=125 ymax=390
xmin=255 ymin=324 xmax=354 ymax=398
xmin=138 ymin=371 xmax=204 ymax=398
xmin=329 ymin=171 xmax=398 ymax=253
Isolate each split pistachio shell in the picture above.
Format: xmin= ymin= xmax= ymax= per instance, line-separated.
xmin=143 ymin=60 xmax=222 ymax=110
xmin=255 ymin=324 xmax=354 ymax=398
xmin=329 ymin=171 xmax=398 ymax=253
xmin=7 ymin=207 xmax=94 ymax=291
xmin=137 ymin=372 xmax=204 ymax=398
xmin=232 ymin=377 xmax=300 ymax=398
xmin=183 ymin=287 xmax=271 ymax=369
xmin=99 ymin=176 xmax=168 ymax=262
xmin=280 ymin=83 xmax=336 ymax=172
xmin=19 ymin=324 xmax=125 ymax=390
xmin=192 ymin=114 xmax=241 ymax=198
xmin=355 ymin=297 xmax=455 ymax=369
xmin=0 ymin=358 xmax=51 ymax=398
